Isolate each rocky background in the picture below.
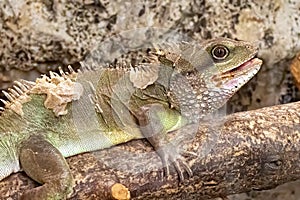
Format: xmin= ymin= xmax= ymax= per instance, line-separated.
xmin=0 ymin=0 xmax=299 ymax=199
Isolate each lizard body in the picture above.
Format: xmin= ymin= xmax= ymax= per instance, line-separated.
xmin=0 ymin=38 xmax=262 ymax=199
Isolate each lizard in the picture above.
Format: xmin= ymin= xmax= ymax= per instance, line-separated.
xmin=0 ymin=38 xmax=262 ymax=200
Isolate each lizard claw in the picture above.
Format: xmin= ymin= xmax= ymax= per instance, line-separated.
xmin=172 ymin=157 xmax=193 ymax=182
xmin=157 ymin=143 xmax=193 ymax=182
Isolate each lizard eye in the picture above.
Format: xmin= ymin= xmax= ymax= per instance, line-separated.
xmin=211 ymin=45 xmax=229 ymax=60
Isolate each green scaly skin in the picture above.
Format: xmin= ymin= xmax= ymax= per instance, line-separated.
xmin=0 ymin=38 xmax=262 ymax=199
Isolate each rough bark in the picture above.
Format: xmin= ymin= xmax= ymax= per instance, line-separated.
xmin=0 ymin=101 xmax=300 ymax=200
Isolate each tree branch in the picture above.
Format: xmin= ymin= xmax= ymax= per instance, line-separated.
xmin=1 ymin=102 xmax=300 ymax=199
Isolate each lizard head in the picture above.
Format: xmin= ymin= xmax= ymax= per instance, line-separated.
xmin=201 ymin=38 xmax=262 ymax=92
xmin=191 ymin=38 xmax=262 ymax=114
xmin=154 ymin=38 xmax=262 ymax=93
xmin=153 ymin=37 xmax=262 ymax=117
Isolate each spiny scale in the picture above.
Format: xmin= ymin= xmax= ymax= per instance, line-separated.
xmin=0 ymin=50 xmax=164 ymax=115
xmin=79 ymin=62 xmax=94 ymax=72
xmin=115 ymin=59 xmax=130 ymax=70
xmin=67 ymin=65 xmax=75 ymax=73
xmin=0 ymin=66 xmax=77 ymax=114
xmin=0 ymin=99 xmax=8 ymax=106
xmin=1 ymin=82 xmax=30 ymax=103
xmin=58 ymin=67 xmax=66 ymax=77
xmin=151 ymin=40 xmax=186 ymax=56
xmin=2 ymin=91 xmax=14 ymax=102
xmin=19 ymin=80 xmax=36 ymax=89
xmin=14 ymin=81 xmax=29 ymax=91
xmin=49 ymin=71 xmax=61 ymax=78
xmin=8 ymin=88 xmax=20 ymax=98
xmin=13 ymin=85 xmax=24 ymax=95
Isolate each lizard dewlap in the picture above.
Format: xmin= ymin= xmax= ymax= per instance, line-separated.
xmin=0 ymin=38 xmax=262 ymax=199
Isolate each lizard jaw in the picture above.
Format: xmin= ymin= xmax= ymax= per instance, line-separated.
xmin=214 ymin=57 xmax=263 ymax=90
xmin=222 ymin=57 xmax=262 ymax=77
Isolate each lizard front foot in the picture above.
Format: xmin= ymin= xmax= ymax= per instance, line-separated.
xmin=156 ymin=142 xmax=193 ymax=182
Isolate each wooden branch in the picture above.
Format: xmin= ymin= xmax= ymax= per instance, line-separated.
xmin=1 ymin=102 xmax=300 ymax=199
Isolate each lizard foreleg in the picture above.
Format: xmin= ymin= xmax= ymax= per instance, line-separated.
xmin=135 ymin=103 xmax=193 ymax=181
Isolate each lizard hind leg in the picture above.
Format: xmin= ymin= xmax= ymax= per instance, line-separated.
xmin=19 ymin=135 xmax=74 ymax=200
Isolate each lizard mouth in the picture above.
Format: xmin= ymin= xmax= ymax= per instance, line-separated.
xmin=213 ymin=56 xmax=263 ymax=90
xmin=220 ymin=57 xmax=262 ymax=78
